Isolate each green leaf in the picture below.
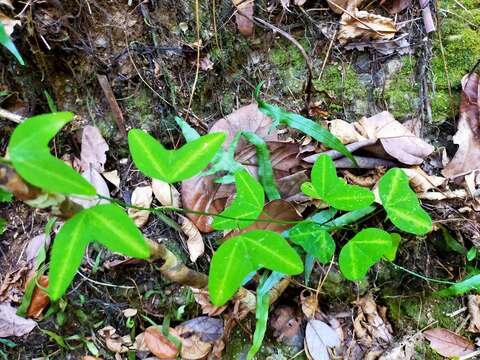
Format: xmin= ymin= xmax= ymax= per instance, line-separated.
xmin=43 ymin=91 xmax=58 ymax=113
xmin=128 ymin=129 xmax=225 ymax=183
xmin=0 ymin=217 xmax=6 ymax=235
xmin=305 ymin=155 xmax=374 ymax=211
xmin=48 ymin=211 xmax=91 ymax=300
xmin=437 ymin=274 xmax=480 ymax=297
xmin=0 ymin=22 xmax=24 ymax=65
xmin=338 ymin=228 xmax=393 ymax=280
xmin=175 ymin=116 xmax=200 ymax=141
xmin=379 ymin=168 xmax=432 ymax=235
xmin=440 ymin=224 xmax=466 ymax=255
xmin=8 ymin=113 xmax=95 ymax=195
xmin=289 ymin=222 xmax=335 ymax=263
xmin=256 ymin=99 xmax=357 ymax=165
xmin=87 ymin=204 xmax=150 ymax=259
xmin=0 ymin=189 xmax=12 ymax=202
xmin=310 ymin=208 xmax=337 ymax=225
xmin=212 ymin=170 xmax=265 ymax=230
xmin=467 ymin=248 xmax=477 ymax=261
xmin=384 ymin=233 xmax=401 ymax=261
xmin=208 ymin=230 xmax=303 ymax=306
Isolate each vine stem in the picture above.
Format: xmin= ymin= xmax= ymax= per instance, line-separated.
xmin=390 ymin=263 xmax=456 ymax=285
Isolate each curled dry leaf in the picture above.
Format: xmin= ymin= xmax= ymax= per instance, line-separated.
xmin=176 ymin=316 xmax=224 ymax=343
xmin=26 ymin=275 xmax=49 ymax=318
xmin=152 ymin=179 xmax=181 ymax=208
xmin=144 ymin=326 xmax=180 ymax=359
xmin=232 ymin=0 xmax=254 ymax=36
xmin=338 ymin=11 xmax=397 ymax=45
xmin=423 ymin=328 xmax=475 ymax=358
xmin=305 ymin=319 xmax=341 ymax=360
xmin=357 ymin=111 xmax=434 ymax=165
xmin=402 ymin=167 xmax=445 ymax=193
xmin=300 ymin=289 xmax=317 ymax=319
xmin=442 ymin=73 xmax=480 ymax=179
xmin=354 ymin=294 xmax=393 ymax=348
xmin=0 ymin=302 xmax=36 ymax=337
xmin=25 ymin=233 xmax=50 ymax=264
xmin=128 ymin=186 xmax=153 ymax=227
xmin=328 ymin=119 xmax=366 ymax=144
xmin=179 ymin=215 xmax=204 ymax=262
xmin=80 ymin=126 xmax=109 ymax=173
xmin=191 ymin=288 xmax=227 ymax=316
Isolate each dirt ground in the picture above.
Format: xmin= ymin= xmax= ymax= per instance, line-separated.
xmin=1 ymin=0 xmax=480 ymax=359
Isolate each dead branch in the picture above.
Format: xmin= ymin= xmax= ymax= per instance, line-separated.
xmin=334 ymin=156 xmax=398 ymax=168
xmin=0 ymin=108 xmax=24 ymax=123
xmin=303 ymin=139 xmax=378 ymax=163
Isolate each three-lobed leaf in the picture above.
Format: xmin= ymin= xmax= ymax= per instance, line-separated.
xmin=303 ymin=155 xmax=374 ymax=211
xmin=211 ymin=170 xmax=265 ymax=230
xmin=289 ymin=222 xmax=335 ymax=263
xmin=379 ymin=168 xmax=432 ymax=235
xmin=8 ymin=113 xmax=96 ymax=195
xmin=208 ymin=230 xmax=303 ymax=306
xmin=128 ymin=129 xmax=225 ymax=183
xmin=338 ymin=228 xmax=393 ymax=280
xmin=48 ymin=204 xmax=149 ymax=300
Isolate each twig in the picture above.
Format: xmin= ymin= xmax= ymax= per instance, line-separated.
xmin=0 ymin=108 xmax=24 ymax=123
xmin=97 ymin=74 xmax=127 ymax=137
xmin=303 ymin=139 xmax=378 ymax=163
xmin=186 ymin=0 xmax=202 ymax=120
xmin=334 ymin=156 xmax=398 ymax=169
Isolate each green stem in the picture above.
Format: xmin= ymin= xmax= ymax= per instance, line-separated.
xmin=390 ymin=263 xmax=456 ymax=285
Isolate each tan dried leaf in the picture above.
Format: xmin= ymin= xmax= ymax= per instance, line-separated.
xmin=270 ymin=306 xmax=303 ymax=343
xmin=300 ymin=289 xmax=317 ymax=319
xmin=401 ymin=167 xmax=445 ymax=193
xmin=305 ymin=319 xmax=341 ymax=360
xmin=26 ymin=275 xmax=49 ymax=318
xmin=103 ymin=170 xmax=120 ymax=188
xmin=191 ymin=288 xmax=227 ymax=316
xmin=105 ymin=335 xmax=132 ymax=353
xmin=338 ymin=11 xmax=397 ymax=45
xmin=327 ymin=0 xmax=364 ymax=14
xmin=232 ymin=0 xmax=254 ymax=36
xmin=144 ymin=326 xmax=180 ymax=359
xmin=73 ymin=167 xmax=110 ymax=208
xmin=355 ymin=294 xmax=393 ymax=345
xmin=128 ymin=186 xmax=153 ymax=227
xmin=80 ymin=126 xmax=109 ymax=172
xmin=122 ymin=308 xmax=137 ymax=317
xmin=328 ymin=119 xmax=366 ymax=144
xmin=467 ymin=295 xmax=480 ymax=333
xmin=179 ymin=215 xmax=204 ymax=262
xmin=423 ymin=328 xmax=475 ymax=358
xmin=0 ymin=302 xmax=36 ymax=337
xmin=152 ymin=179 xmax=181 ymax=208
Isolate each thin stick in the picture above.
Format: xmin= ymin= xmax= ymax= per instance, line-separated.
xmin=186 ymin=0 xmax=202 ymax=120
xmin=0 ymin=108 xmax=24 ymax=123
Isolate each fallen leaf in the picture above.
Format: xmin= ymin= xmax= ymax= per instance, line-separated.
xmin=423 ymin=328 xmax=475 ymax=358
xmin=295 ymin=0 xmax=308 ymax=5
xmin=270 ymin=306 xmax=304 ymax=346
xmin=79 ymin=126 xmax=109 ymax=173
xmin=300 ymin=290 xmax=317 ymax=319
xmin=25 ymin=233 xmax=51 ymax=264
xmin=144 ymin=326 xmax=180 ymax=359
xmin=152 ymin=179 xmax=181 ymax=208
xmin=378 ymin=334 xmax=418 ymax=360
xmin=179 ymin=215 xmax=204 ymax=262
xmin=357 ymin=111 xmax=434 ymax=165
xmin=133 ymin=332 xmax=149 ymax=352
xmin=128 ymin=186 xmax=153 ymax=227
xmin=338 ymin=11 xmax=397 ymax=45
xmin=82 ymin=357 xmax=103 ymax=360
xmin=0 ymin=12 xmax=20 ymax=36
xmin=0 ymin=302 xmax=36 ymax=337
xmin=178 ymin=332 xmax=211 ymax=359
xmin=199 ymin=56 xmax=214 ymax=71
xmin=103 ymin=170 xmax=120 ymax=188
xmin=122 ymin=308 xmax=137 ymax=317
xmin=381 ymin=0 xmax=412 ymax=14
xmin=344 ymin=35 xmax=411 ymax=55
xmin=401 ymin=167 xmax=445 ymax=193
xmin=26 ymin=275 xmax=49 ymax=318
xmin=232 ymin=0 xmax=254 ymax=36
xmin=305 ymin=319 xmax=341 ymax=360
xmin=175 ymin=316 xmax=224 ymax=343
xmin=327 ymin=0 xmax=364 ymax=14
xmin=74 ymin=167 xmax=110 ymax=208
xmin=328 ymin=119 xmax=366 ymax=144
xmin=191 ymin=288 xmax=227 ymax=316
xmin=467 ymin=295 xmax=480 ymax=333
xmin=105 ymin=334 xmax=132 ymax=353
xmin=442 ymin=73 xmax=480 ymax=179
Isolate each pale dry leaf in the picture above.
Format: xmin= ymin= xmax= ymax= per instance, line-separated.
xmin=465 ymin=171 xmax=480 ymax=211
xmin=328 ymin=119 xmax=366 ymax=144
xmin=295 ymin=0 xmax=308 ymax=5
xmin=305 ymin=319 xmax=341 ymax=360
xmin=152 ymin=179 xmax=181 ymax=208
xmin=82 ymin=356 xmax=103 ymax=360
xmin=467 ymin=295 xmax=480 ymax=333
xmin=300 ymin=290 xmax=317 ymax=319
xmin=0 ymin=302 xmax=36 ymax=337
xmin=443 ymin=73 xmax=480 ymax=179
xmin=98 ymin=325 xmax=116 ymax=338
xmin=133 ymin=332 xmax=149 ymax=352
xmin=378 ymin=334 xmax=418 ymax=360
xmin=357 ymin=111 xmax=434 ymax=165
xmin=199 ymin=56 xmax=214 ymax=71
xmin=178 ymin=333 xmax=211 ymax=360
xmin=232 ymin=0 xmax=254 ymax=36
xmin=191 ymin=288 xmax=227 ymax=316
xmin=179 ymin=215 xmax=204 ymax=262
xmin=73 ymin=167 xmax=110 ymax=208
xmin=338 ymin=10 xmax=397 ymax=45
xmin=356 ymin=294 xmax=393 ymax=344
xmin=144 ymin=326 xmax=180 ymax=359
xmin=401 ymin=167 xmax=445 ymax=193
xmin=423 ymin=327 xmax=475 ymax=358
xmin=128 ymin=186 xmax=153 ymax=227
xmin=175 ymin=316 xmax=224 ymax=343
xmin=105 ymin=335 xmax=132 ymax=354
xmin=0 ymin=12 xmax=20 ymax=36
xmin=122 ymin=308 xmax=137 ymax=317
xmin=25 ymin=233 xmax=51 ymax=264
xmin=80 ymin=126 xmax=109 ymax=173
xmin=103 ymin=170 xmax=120 ymax=188
xmin=327 ymin=0 xmax=364 ymax=14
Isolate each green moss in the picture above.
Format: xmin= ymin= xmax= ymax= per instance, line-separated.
xmin=430 ymin=0 xmax=480 ymax=121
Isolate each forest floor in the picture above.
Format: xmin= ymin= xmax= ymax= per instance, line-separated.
xmin=0 ymin=0 xmax=480 ymax=359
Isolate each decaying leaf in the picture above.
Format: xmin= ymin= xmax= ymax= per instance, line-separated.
xmin=305 ymin=319 xmax=341 ymax=360
xmin=467 ymin=295 xmax=480 ymax=333
xmin=175 ymin=316 xmax=224 ymax=343
xmin=300 ymin=289 xmax=317 ymax=319
xmin=25 ymin=233 xmax=51 ymax=265
xmin=103 ymin=170 xmax=120 ymax=188
xmin=270 ymin=306 xmax=304 ymax=347
xmin=80 ymin=126 xmax=109 ymax=173
xmin=328 ymin=119 xmax=366 ymax=144
xmin=191 ymin=288 xmax=227 ymax=316
xmin=442 ymin=74 xmax=480 ymax=179
xmin=179 ymin=215 xmax=204 ymax=262
xmin=423 ymin=327 xmax=475 ymax=358
xmin=152 ymin=179 xmax=181 ymax=208
xmin=26 ymin=275 xmax=49 ymax=318
xmin=74 ymin=167 xmax=110 ymax=209
xmin=338 ymin=11 xmax=397 ymax=45
xmin=381 ymin=0 xmax=412 ymax=14
xmin=378 ymin=334 xmax=418 ymax=360
xmin=0 ymin=302 xmax=36 ymax=337
xmin=357 ymin=111 xmax=434 ymax=165
xmin=354 ymin=294 xmax=393 ymax=348
xmin=402 ymin=167 xmax=445 ymax=193
xmin=232 ymin=0 xmax=254 ymax=36
xmin=127 ymin=186 xmax=153 ymax=227
xmin=144 ymin=326 xmax=180 ymax=359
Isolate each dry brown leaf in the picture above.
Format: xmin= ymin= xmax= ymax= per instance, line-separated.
xmin=191 ymin=288 xmax=227 ymax=316
xmin=0 ymin=12 xmax=21 ymax=36
xmin=179 ymin=215 xmax=204 ymax=262
xmin=338 ymin=11 xmax=397 ymax=45
xmin=442 ymin=73 xmax=480 ymax=179
xmin=199 ymin=56 xmax=214 ymax=71
xmin=174 ymin=316 xmax=223 ymax=358
xmin=328 ymin=119 xmax=366 ymax=144
xmin=355 ymin=294 xmax=393 ymax=347
xmin=122 ymin=308 xmax=137 ymax=317
xmin=133 ymin=332 xmax=149 ymax=352
xmin=232 ymin=0 xmax=254 ymax=36
xmin=423 ymin=327 xmax=475 ymax=358
xmin=105 ymin=335 xmax=132 ymax=353
xmin=300 ymin=289 xmax=317 ymax=319
xmin=357 ymin=111 xmax=434 ymax=165
xmin=103 ymin=170 xmax=120 ymax=188
xmin=144 ymin=326 xmax=180 ymax=359
xmin=270 ymin=306 xmax=303 ymax=345
xmin=128 ymin=186 xmax=153 ymax=227
xmin=327 ymin=0 xmax=364 ymax=14
xmin=0 ymin=302 xmax=36 ymax=337
xmin=152 ymin=179 xmax=181 ymax=208
xmin=80 ymin=126 xmax=109 ymax=173
xmin=305 ymin=319 xmax=341 ymax=360
xmin=26 ymin=275 xmax=49 ymax=318
xmin=402 ymin=167 xmax=445 ymax=193
xmin=467 ymin=295 xmax=480 ymax=333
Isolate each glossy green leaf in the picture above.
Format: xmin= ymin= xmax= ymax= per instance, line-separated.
xmin=338 ymin=228 xmax=393 ymax=280
xmin=440 ymin=225 xmax=466 ymax=255
xmin=304 ymin=155 xmax=374 ymax=211
xmin=0 ymin=22 xmax=24 ymax=65
xmin=0 ymin=217 xmax=6 ymax=235
xmin=289 ymin=222 xmax=335 ymax=263
xmin=87 ymin=204 xmax=150 ymax=259
xmin=48 ymin=211 xmax=91 ymax=300
xmin=175 ymin=116 xmax=200 ymax=141
xmin=467 ymin=248 xmax=477 ymax=261
xmin=211 ymin=170 xmax=264 ymax=230
xmin=436 ymin=274 xmax=480 ymax=297
xmin=379 ymin=168 xmax=432 ymax=235
xmin=128 ymin=129 xmax=225 ymax=183
xmin=8 ymin=113 xmax=96 ymax=195
xmin=384 ymin=233 xmax=401 ymax=261
xmin=208 ymin=230 xmax=303 ymax=306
